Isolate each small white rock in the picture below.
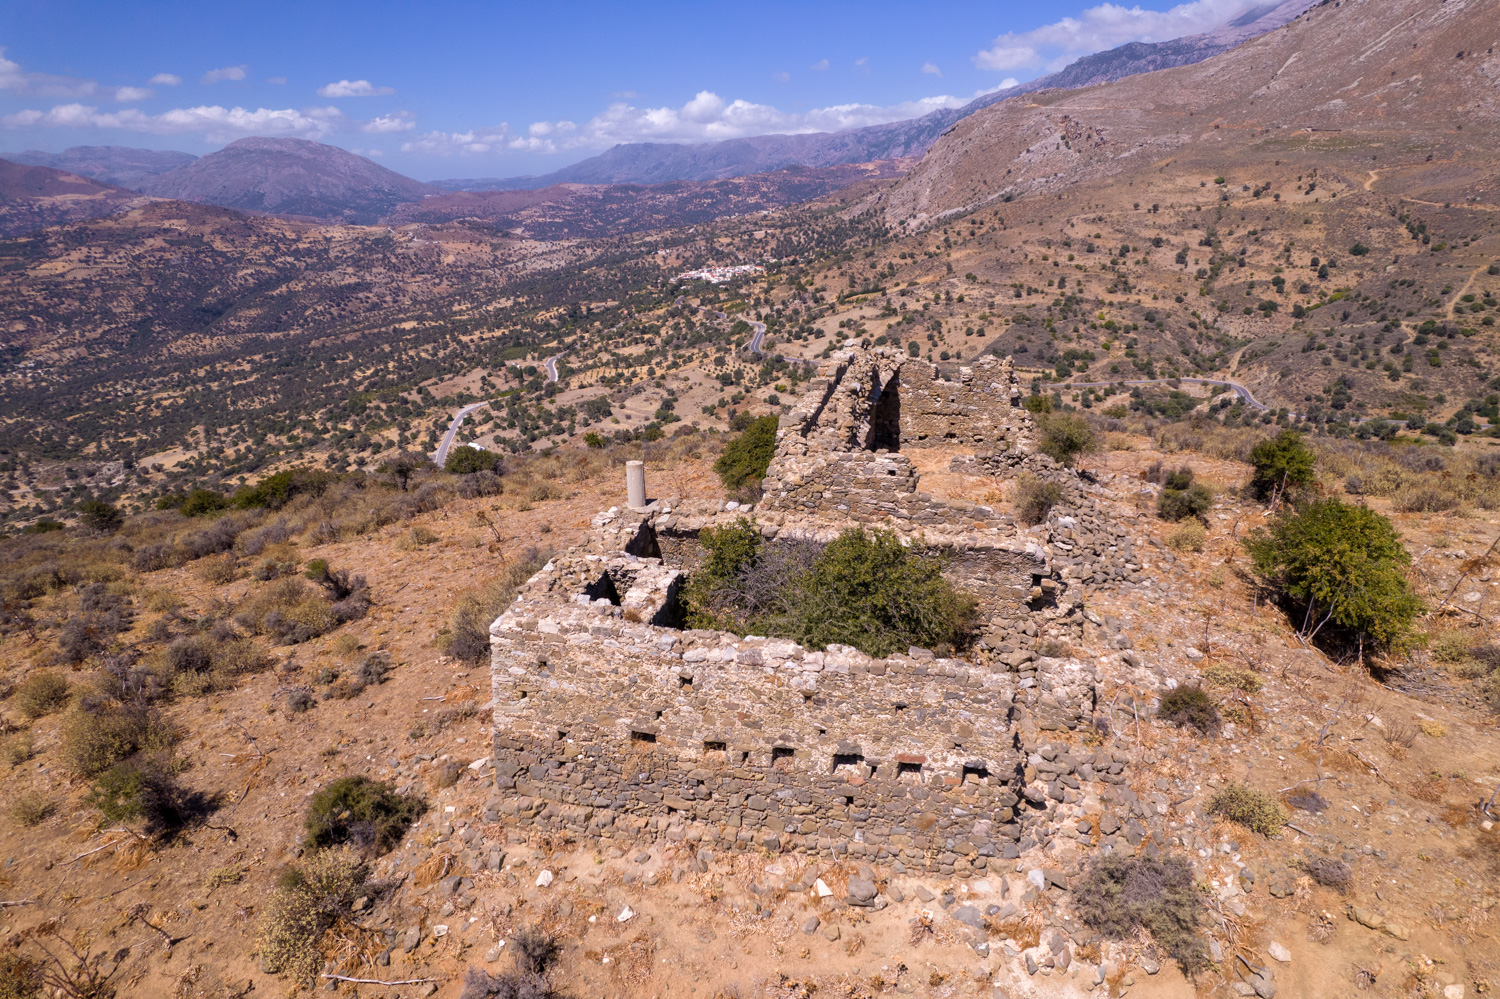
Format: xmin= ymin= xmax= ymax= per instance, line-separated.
xmin=814 ymin=878 xmax=833 ymax=898
xmin=1444 ymin=986 xmax=1464 ymax=999
xmin=535 ymin=869 xmax=554 ymax=888
xmin=617 ymin=905 xmax=634 ymax=922
xmin=432 ymin=924 xmax=449 ymax=938
xmin=1268 ymin=941 xmax=1291 ymax=963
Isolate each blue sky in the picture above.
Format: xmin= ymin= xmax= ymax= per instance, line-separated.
xmin=1 ymin=0 xmax=1261 ymax=179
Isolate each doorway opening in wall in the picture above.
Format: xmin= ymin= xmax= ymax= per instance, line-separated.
xmin=864 ymin=373 xmax=902 ymax=452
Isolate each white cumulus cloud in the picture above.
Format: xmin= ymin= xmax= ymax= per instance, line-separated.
xmin=401 ymin=125 xmax=515 ymax=156
xmin=201 ymin=65 xmax=247 ymax=85
xmin=360 ymin=111 xmax=416 ymax=133
xmin=149 ymin=73 xmax=182 ymax=86
xmin=113 ymin=86 xmax=152 ymax=102
xmin=318 ymin=79 xmax=396 ymax=98
xmin=975 ymin=0 xmax=1251 ymax=71
xmin=921 ymin=62 xmax=942 ymax=76
xmin=440 ymin=89 xmax=977 ymax=156
xmin=1 ymin=102 xmax=348 ymax=142
xmin=810 ymin=58 xmax=829 ymax=71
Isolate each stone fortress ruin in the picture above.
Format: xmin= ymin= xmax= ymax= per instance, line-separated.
xmin=488 ymin=344 xmax=1153 ymax=879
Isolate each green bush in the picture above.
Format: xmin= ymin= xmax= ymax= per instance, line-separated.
xmin=1244 ymin=498 xmax=1422 ymax=653
xmin=303 ymin=776 xmax=425 ymax=855
xmin=1074 ymin=854 xmax=1206 ymax=974
xmin=13 ymin=670 xmax=69 ymax=718
xmin=1157 ymin=468 xmax=1214 ymax=522
xmin=178 ymin=489 xmax=229 ymax=517
xmin=1208 ymin=781 xmax=1286 ymax=835
xmin=1014 ymin=475 xmax=1062 ymax=526
xmin=1035 ymin=412 xmax=1099 ymax=467
xmin=59 ymin=703 xmax=177 ymax=779
xmin=232 ymin=468 xmax=334 ymax=510
xmin=256 ymin=847 xmax=368 ymax=981
xmin=1248 ymin=429 xmax=1315 ymax=500
xmin=713 ymin=415 xmax=778 ymax=496
xmin=85 ymin=755 xmax=209 ymax=836
xmin=76 ymin=499 xmax=122 ymax=533
xmin=684 ymin=523 xmax=976 ymax=658
xmin=1158 ymin=684 xmax=1220 ymax=734
xmin=444 ymin=446 xmax=501 ymax=475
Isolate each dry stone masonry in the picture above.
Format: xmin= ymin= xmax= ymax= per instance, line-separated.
xmin=489 ymin=343 xmax=1144 ymax=874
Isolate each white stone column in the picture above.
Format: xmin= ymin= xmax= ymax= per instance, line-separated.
xmin=626 ymin=460 xmax=647 ymax=510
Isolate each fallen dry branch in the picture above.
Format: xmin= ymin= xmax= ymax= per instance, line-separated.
xmin=320 ymin=974 xmax=442 ymax=986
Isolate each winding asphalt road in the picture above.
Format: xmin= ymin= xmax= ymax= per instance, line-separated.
xmin=432 ymin=401 xmax=491 ymax=467
xmin=431 ymin=352 xmax=568 ymax=466
xmin=1064 ymin=375 xmax=1272 ymax=412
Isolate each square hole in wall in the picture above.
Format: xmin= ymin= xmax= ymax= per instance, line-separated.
xmin=630 ymin=730 xmax=657 ymax=744
xmin=771 ymin=746 xmax=796 ymax=769
xmin=962 ymin=763 xmax=990 ymax=782
xmin=832 ymin=753 xmax=865 ymax=773
xmin=897 ymin=760 xmax=923 ymax=780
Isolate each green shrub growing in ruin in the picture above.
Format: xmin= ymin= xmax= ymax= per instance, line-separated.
xmin=1013 ymin=475 xmax=1062 ymax=526
xmin=1035 ymin=412 xmax=1099 ymax=468
xmin=684 ymin=522 xmax=976 ymax=658
xmin=1157 ymin=468 xmax=1214 ymax=522
xmin=713 ymin=415 xmax=778 ymax=496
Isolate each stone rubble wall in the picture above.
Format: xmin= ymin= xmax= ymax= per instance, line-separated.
xmin=489 ymin=567 xmax=1123 ymax=872
xmin=898 ymin=354 xmax=1034 ymax=451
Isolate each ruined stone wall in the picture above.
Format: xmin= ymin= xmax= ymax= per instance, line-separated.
xmin=898 ymin=355 xmax=1035 ymax=451
xmin=489 ymin=555 xmax=1119 ymax=871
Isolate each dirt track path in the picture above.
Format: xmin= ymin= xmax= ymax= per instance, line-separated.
xmin=1447 ymin=264 xmax=1488 ymax=319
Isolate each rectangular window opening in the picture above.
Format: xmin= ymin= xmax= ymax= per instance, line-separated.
xmin=771 ymin=746 xmax=796 ymax=768
xmin=832 ymin=753 xmax=864 ymax=773
xmin=897 ymin=761 xmax=923 ymax=780
xmin=962 ymin=764 xmax=990 ymax=782
xmin=630 ymin=730 xmax=657 ymax=744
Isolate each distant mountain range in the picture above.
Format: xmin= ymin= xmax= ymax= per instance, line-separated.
xmin=3 ymin=145 xmax=197 ymax=189
xmin=0 ymin=0 xmax=1318 ymax=230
